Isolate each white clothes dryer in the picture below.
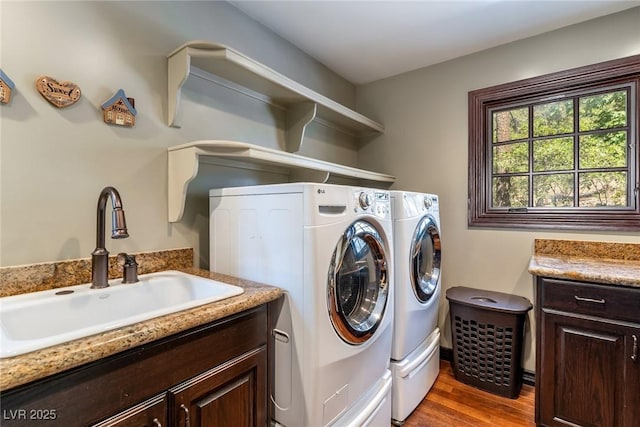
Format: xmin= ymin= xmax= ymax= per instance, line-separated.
xmin=389 ymin=191 xmax=442 ymax=424
xmin=209 ymin=183 xmax=394 ymax=427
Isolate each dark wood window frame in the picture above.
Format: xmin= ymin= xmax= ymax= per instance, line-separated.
xmin=468 ymin=55 xmax=640 ymax=231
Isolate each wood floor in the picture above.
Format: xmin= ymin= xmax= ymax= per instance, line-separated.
xmin=402 ymin=360 xmax=535 ymax=427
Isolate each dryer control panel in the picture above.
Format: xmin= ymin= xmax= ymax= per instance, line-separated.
xmin=424 ymin=194 xmax=438 ymax=212
xmin=354 ymin=189 xmax=390 ymax=218
xmin=401 ymin=193 xmax=439 ymax=217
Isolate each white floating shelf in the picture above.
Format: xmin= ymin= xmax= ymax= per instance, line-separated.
xmin=167 ymin=140 xmax=395 ymax=222
xmin=167 ymin=41 xmax=384 ymax=152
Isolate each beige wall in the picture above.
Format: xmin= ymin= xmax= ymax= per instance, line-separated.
xmin=3 ymin=1 xmax=639 ymax=374
xmin=356 ymin=7 xmax=640 ymax=371
xmin=0 ymin=1 xmax=356 ymax=268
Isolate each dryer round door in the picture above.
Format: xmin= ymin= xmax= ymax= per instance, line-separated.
xmin=327 ymin=220 xmax=389 ymax=345
xmin=410 ymin=215 xmax=441 ymax=303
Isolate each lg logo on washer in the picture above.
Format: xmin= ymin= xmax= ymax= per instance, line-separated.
xmin=318 ymin=188 xmax=325 ymax=194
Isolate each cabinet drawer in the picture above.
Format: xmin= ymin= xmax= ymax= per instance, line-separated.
xmin=91 ymin=394 xmax=166 ymax=427
xmin=539 ymin=277 xmax=640 ymax=323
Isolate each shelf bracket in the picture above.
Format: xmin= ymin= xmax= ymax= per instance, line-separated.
xmin=168 ymin=146 xmax=200 ymax=222
xmin=285 ymin=102 xmax=317 ymax=153
xmin=167 ymin=47 xmax=191 ymax=128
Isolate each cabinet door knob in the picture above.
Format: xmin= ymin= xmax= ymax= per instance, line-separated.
xmin=152 ymin=418 xmax=162 ymax=427
xmin=180 ymin=404 xmax=191 ymax=427
xmin=632 ymin=335 xmax=638 ymax=363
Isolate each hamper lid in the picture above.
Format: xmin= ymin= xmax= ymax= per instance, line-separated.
xmin=446 ymin=286 xmax=532 ymax=314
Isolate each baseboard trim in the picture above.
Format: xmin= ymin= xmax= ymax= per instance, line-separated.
xmin=440 ymin=346 xmax=453 ymax=362
xmin=522 ymin=370 xmax=535 ymax=387
xmin=439 ymin=347 xmax=535 ymax=387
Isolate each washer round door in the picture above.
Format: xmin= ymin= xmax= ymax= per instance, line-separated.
xmin=327 ymin=220 xmax=389 ymax=345
xmin=410 ymin=215 xmax=442 ymax=303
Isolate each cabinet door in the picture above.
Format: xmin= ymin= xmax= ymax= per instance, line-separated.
xmin=539 ymin=311 xmax=639 ymax=427
xmin=625 ymin=332 xmax=640 ymax=427
xmin=170 ymin=346 xmax=266 ymax=427
xmin=91 ymin=394 xmax=167 ymax=427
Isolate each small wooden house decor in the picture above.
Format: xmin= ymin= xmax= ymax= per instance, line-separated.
xmin=101 ymin=89 xmax=137 ymax=126
xmin=35 ymin=75 xmax=81 ymax=108
xmin=0 ymin=69 xmax=16 ymax=104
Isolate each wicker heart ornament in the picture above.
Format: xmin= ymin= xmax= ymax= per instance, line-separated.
xmin=35 ymin=76 xmax=81 ymax=108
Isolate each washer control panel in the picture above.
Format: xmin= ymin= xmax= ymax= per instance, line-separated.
xmin=355 ymin=189 xmax=390 ymax=218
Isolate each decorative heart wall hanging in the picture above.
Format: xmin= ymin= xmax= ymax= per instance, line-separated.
xmin=35 ymin=75 xmax=81 ymax=108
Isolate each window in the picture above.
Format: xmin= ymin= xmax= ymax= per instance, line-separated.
xmin=468 ymin=55 xmax=640 ymax=230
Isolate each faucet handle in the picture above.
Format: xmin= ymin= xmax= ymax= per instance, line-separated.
xmin=116 ymin=252 xmax=134 ymax=264
xmin=117 ymin=252 xmax=139 ymax=284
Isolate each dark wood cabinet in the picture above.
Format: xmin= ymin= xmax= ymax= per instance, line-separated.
xmin=1 ymin=303 xmax=275 ymax=427
xmin=535 ymin=277 xmax=640 ymax=427
xmin=170 ymin=347 xmax=266 ymax=427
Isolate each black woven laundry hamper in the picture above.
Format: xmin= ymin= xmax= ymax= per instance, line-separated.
xmin=446 ymin=286 xmax=532 ymax=398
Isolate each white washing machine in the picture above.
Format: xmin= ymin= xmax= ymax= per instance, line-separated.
xmin=389 ymin=191 xmax=442 ymax=424
xmin=209 ymin=183 xmax=394 ymax=427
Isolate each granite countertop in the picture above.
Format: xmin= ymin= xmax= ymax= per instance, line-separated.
xmin=0 ymin=267 xmax=283 ymax=391
xmin=528 ymin=239 xmax=640 ymax=288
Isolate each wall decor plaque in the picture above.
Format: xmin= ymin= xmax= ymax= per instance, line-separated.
xmin=101 ymin=89 xmax=137 ymax=126
xmin=35 ymin=75 xmax=81 ymax=108
xmin=0 ymin=69 xmax=16 ymax=104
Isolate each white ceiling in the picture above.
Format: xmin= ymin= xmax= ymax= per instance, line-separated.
xmin=229 ymin=0 xmax=639 ymax=84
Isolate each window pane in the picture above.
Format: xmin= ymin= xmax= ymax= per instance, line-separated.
xmin=579 ymin=172 xmax=627 ymax=207
xmin=533 ymin=137 xmax=574 ymax=171
xmin=493 ymin=142 xmax=529 ymax=173
xmin=579 ymin=90 xmax=627 ymax=131
xmin=533 ymin=100 xmax=573 ymax=137
xmin=492 ymin=108 xmax=528 ymax=142
xmin=533 ymin=173 xmax=574 ymax=207
xmin=579 ymin=131 xmax=627 ymax=169
xmin=492 ymin=176 xmax=528 ymax=208
xmin=469 ymin=58 xmax=638 ymax=230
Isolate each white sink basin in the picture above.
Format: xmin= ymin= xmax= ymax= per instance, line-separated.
xmin=0 ymin=270 xmax=244 ymax=358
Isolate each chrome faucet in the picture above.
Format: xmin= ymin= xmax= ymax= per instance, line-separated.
xmin=91 ymin=186 xmax=129 ymax=289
